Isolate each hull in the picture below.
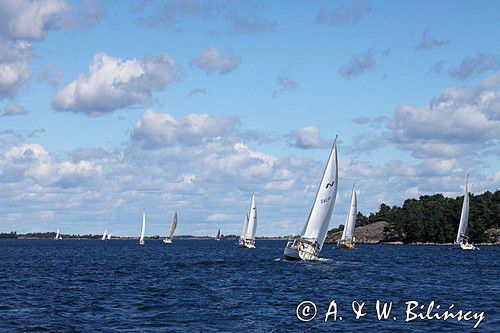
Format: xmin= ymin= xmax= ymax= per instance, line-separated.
xmin=163 ymin=238 xmax=172 ymax=244
xmin=337 ymin=240 xmax=355 ymax=250
xmin=139 ymin=239 xmax=145 ymax=245
xmin=239 ymin=238 xmax=255 ymax=248
xmin=454 ymin=242 xmax=478 ymax=251
xmin=283 ymin=239 xmax=320 ymax=261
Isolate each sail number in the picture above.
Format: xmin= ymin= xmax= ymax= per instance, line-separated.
xmin=321 ymin=196 xmax=332 ymax=204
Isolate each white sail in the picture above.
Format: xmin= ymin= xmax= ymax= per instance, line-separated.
xmin=169 ymin=212 xmax=177 ymax=239
xmin=106 ymin=233 xmax=111 ymax=240
xmin=341 ymin=183 xmax=357 ymax=242
xmin=301 ymin=136 xmax=339 ymax=250
xmin=139 ymin=213 xmax=146 ymax=244
xmin=240 ymin=214 xmax=249 ymax=240
xmin=101 ymin=229 xmax=107 ymax=240
xmin=455 ymin=175 xmax=470 ymax=244
xmin=55 ymin=229 xmax=60 ymax=240
xmin=244 ymin=193 xmax=257 ymax=240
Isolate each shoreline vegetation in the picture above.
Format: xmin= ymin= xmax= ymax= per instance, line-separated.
xmin=2 ymin=191 xmax=498 ymax=245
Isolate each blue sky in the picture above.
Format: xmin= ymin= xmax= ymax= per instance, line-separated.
xmin=1 ymin=0 xmax=499 ymax=237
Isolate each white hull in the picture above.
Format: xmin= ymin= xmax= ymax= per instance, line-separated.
xmin=454 ymin=242 xmax=478 ymax=251
xmin=284 ymin=239 xmax=320 ymax=261
xmin=139 ymin=239 xmax=145 ymax=245
xmin=163 ymin=238 xmax=172 ymax=244
xmin=239 ymin=239 xmax=255 ymax=248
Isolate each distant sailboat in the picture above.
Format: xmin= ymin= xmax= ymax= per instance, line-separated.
xmin=101 ymin=229 xmax=107 ymax=241
xmin=215 ymin=229 xmax=221 ymax=241
xmin=239 ymin=193 xmax=257 ymax=248
xmin=284 ymin=135 xmax=338 ymax=260
xmin=54 ymin=229 xmax=61 ymax=240
xmin=106 ymin=232 xmax=112 ymax=240
xmin=163 ymin=212 xmax=177 ymax=244
xmin=454 ymin=175 xmax=477 ymax=250
xmin=338 ymin=183 xmax=357 ymax=250
xmin=139 ymin=213 xmax=146 ymax=245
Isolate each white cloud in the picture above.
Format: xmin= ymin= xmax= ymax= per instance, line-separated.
xmin=272 ymin=74 xmax=298 ymax=98
xmin=1 ymin=104 xmax=29 ymax=116
xmin=289 ymin=126 xmax=329 ymax=149
xmin=316 ymin=0 xmax=371 ymax=27
xmin=0 ymin=40 xmax=32 ymax=98
xmin=191 ymin=47 xmax=240 ymax=74
xmin=338 ymin=49 xmax=376 ymax=78
xmin=416 ymin=28 xmax=448 ymax=50
xmin=52 ymin=52 xmax=180 ymax=115
xmin=131 ymin=110 xmax=240 ymax=149
xmin=449 ymin=53 xmax=499 ymax=80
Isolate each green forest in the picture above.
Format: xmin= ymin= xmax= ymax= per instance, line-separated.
xmin=344 ymin=190 xmax=499 ymax=243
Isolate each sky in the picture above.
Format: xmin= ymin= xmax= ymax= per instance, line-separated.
xmin=0 ymin=0 xmax=499 ymax=237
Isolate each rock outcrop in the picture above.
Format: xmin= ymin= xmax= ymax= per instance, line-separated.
xmin=325 ymin=221 xmax=389 ymax=244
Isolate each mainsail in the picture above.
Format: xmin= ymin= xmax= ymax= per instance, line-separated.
xmin=300 ymin=136 xmax=339 ymax=250
xmin=341 ymin=183 xmax=357 ymax=242
xmin=169 ymin=212 xmax=177 ymax=239
xmin=244 ymin=193 xmax=257 ymax=240
xmin=102 ymin=229 xmax=107 ymax=240
xmin=55 ymin=229 xmax=60 ymax=240
xmin=216 ymin=229 xmax=221 ymax=239
xmin=455 ymin=175 xmax=470 ymax=244
xmin=139 ymin=213 xmax=146 ymax=244
xmin=240 ymin=214 xmax=249 ymax=240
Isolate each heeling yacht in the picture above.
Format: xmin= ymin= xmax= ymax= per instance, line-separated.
xmin=239 ymin=193 xmax=257 ymax=248
xmin=101 ymin=229 xmax=107 ymax=241
xmin=454 ymin=175 xmax=478 ymax=250
xmin=163 ymin=212 xmax=177 ymax=244
xmin=337 ymin=183 xmax=357 ymax=250
xmin=139 ymin=213 xmax=146 ymax=245
xmin=215 ymin=229 xmax=221 ymax=241
xmin=54 ymin=229 xmax=61 ymax=240
xmin=284 ymin=135 xmax=338 ymax=260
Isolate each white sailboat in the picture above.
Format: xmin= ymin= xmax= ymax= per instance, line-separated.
xmin=239 ymin=193 xmax=257 ymax=248
xmin=106 ymin=232 xmax=112 ymax=240
xmin=139 ymin=213 xmax=146 ymax=245
xmin=101 ymin=229 xmax=107 ymax=241
xmin=454 ymin=175 xmax=477 ymax=250
xmin=54 ymin=229 xmax=61 ymax=240
xmin=338 ymin=183 xmax=357 ymax=250
xmin=284 ymin=135 xmax=339 ymax=260
xmin=163 ymin=212 xmax=177 ymax=244
xmin=215 ymin=229 xmax=221 ymax=241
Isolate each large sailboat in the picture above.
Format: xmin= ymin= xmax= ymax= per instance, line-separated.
xmin=215 ymin=229 xmax=221 ymax=241
xmin=284 ymin=135 xmax=338 ymax=260
xmin=101 ymin=229 xmax=107 ymax=241
xmin=54 ymin=229 xmax=61 ymax=240
xmin=454 ymin=175 xmax=477 ymax=250
xmin=239 ymin=193 xmax=257 ymax=248
xmin=139 ymin=213 xmax=146 ymax=245
xmin=163 ymin=212 xmax=177 ymax=244
xmin=338 ymin=183 xmax=357 ymax=250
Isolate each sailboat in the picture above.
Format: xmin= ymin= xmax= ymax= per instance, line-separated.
xmin=101 ymin=229 xmax=107 ymax=241
xmin=239 ymin=193 xmax=257 ymax=248
xmin=106 ymin=232 xmax=112 ymax=240
xmin=215 ymin=229 xmax=221 ymax=241
xmin=284 ymin=135 xmax=338 ymax=260
xmin=163 ymin=212 xmax=177 ymax=244
xmin=54 ymin=229 xmax=61 ymax=240
xmin=338 ymin=183 xmax=357 ymax=250
xmin=454 ymin=175 xmax=478 ymax=250
xmin=139 ymin=213 xmax=146 ymax=245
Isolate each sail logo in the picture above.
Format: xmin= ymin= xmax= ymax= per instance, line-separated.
xmin=326 ymin=181 xmax=335 ymax=189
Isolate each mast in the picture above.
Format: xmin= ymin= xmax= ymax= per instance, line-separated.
xmin=301 ymin=135 xmax=339 ymax=250
xmin=169 ymin=212 xmax=177 ymax=239
xmin=341 ymin=183 xmax=357 ymax=242
xmin=140 ymin=213 xmax=146 ymax=243
xmin=456 ymin=174 xmax=470 ymax=244
xmin=245 ymin=193 xmax=257 ymax=240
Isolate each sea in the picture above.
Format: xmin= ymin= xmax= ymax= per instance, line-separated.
xmin=0 ymin=239 xmax=498 ymax=332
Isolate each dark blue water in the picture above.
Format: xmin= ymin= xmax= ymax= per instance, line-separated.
xmin=0 ymin=240 xmax=498 ymax=332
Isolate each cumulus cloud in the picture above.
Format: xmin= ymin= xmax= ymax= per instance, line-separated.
xmin=316 ymin=0 xmax=371 ymax=27
xmin=289 ymin=126 xmax=329 ymax=149
xmin=449 ymin=53 xmax=499 ymax=80
xmin=416 ymin=29 xmax=448 ymax=50
xmin=0 ymin=0 xmax=101 ymax=40
xmin=0 ymin=40 xmax=32 ymax=98
xmin=52 ymin=52 xmax=180 ymax=116
xmin=1 ymin=104 xmax=29 ymax=117
xmin=338 ymin=49 xmax=376 ymax=78
xmin=191 ymin=47 xmax=240 ymax=74
xmin=272 ymin=74 xmax=298 ymax=98
xmin=131 ymin=110 xmax=240 ymax=149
